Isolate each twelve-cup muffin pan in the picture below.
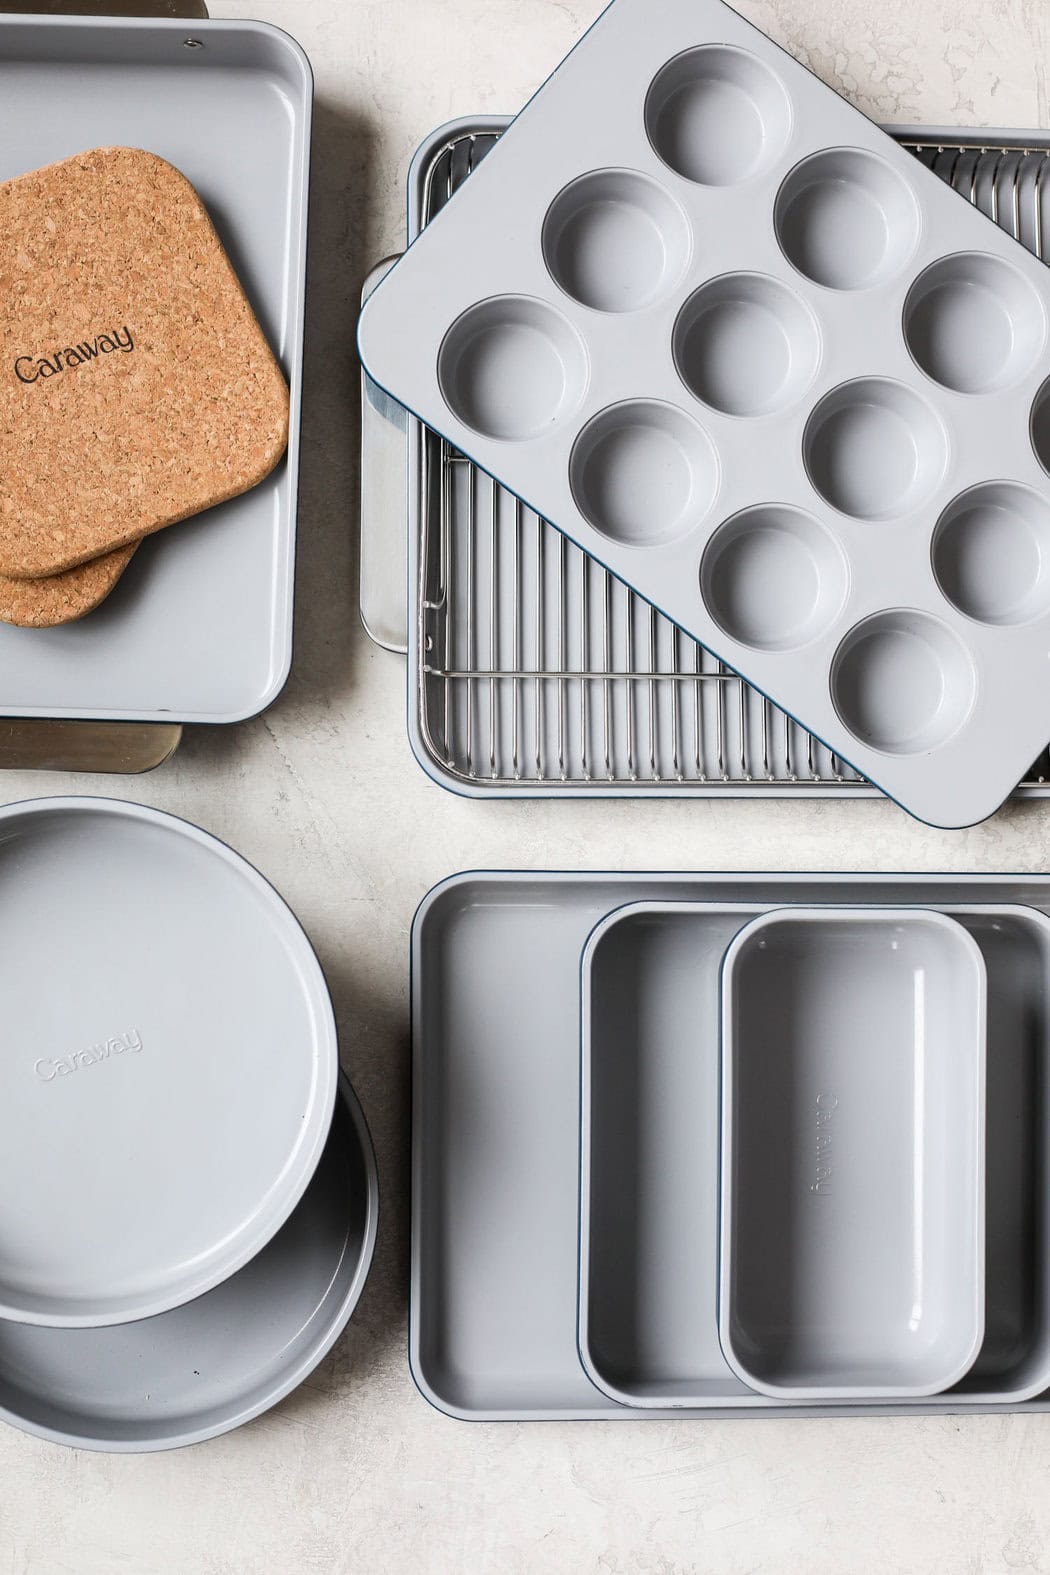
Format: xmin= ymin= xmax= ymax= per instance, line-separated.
xmin=358 ymin=0 xmax=1050 ymax=829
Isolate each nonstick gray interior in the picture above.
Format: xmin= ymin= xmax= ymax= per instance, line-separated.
xmin=0 ymin=1075 xmax=377 ymax=1452
xmin=412 ymin=873 xmax=1050 ymax=1421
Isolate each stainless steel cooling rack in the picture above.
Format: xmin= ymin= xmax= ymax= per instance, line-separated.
xmin=366 ymin=122 xmax=1050 ymax=795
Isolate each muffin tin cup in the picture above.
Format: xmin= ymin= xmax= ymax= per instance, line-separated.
xmin=359 ymin=0 xmax=1050 ymax=827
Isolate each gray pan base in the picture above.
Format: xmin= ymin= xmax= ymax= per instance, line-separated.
xmin=0 ymin=16 xmax=309 ymax=723
xmin=413 ymin=873 xmax=1050 ymax=1420
xmin=0 ymin=1074 xmax=377 ymax=1453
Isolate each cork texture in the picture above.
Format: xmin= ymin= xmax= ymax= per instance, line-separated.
xmin=0 ymin=543 xmax=137 ymax=628
xmin=0 ymin=147 xmax=289 ymax=578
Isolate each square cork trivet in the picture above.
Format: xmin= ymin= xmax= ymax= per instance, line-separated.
xmin=0 ymin=146 xmax=289 ymax=579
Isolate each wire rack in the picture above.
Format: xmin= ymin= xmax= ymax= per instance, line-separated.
xmin=415 ymin=129 xmax=1050 ymax=792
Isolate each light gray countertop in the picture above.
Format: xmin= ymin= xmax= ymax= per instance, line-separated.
xmin=5 ymin=2 xmax=1050 ymax=1571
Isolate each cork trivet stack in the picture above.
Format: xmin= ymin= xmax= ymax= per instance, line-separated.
xmin=0 ymin=146 xmax=289 ymax=627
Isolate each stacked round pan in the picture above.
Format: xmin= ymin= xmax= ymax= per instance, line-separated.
xmin=580 ymin=900 xmax=1050 ymax=1410
xmin=0 ymin=796 xmax=377 ymax=1452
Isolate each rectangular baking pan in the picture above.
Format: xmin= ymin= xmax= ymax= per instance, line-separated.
xmin=580 ymin=899 xmax=1050 ymax=1410
xmin=412 ymin=873 xmax=1050 ymax=1420
xmin=362 ymin=117 xmax=1050 ymax=803
xmin=719 ymin=906 xmax=986 ymax=1400
xmin=0 ymin=9 xmax=309 ymax=725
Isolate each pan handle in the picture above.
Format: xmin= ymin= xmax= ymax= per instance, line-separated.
xmin=359 ymin=258 xmax=409 ymax=654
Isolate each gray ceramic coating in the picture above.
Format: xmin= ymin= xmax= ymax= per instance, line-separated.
xmin=0 ymin=1073 xmax=377 ymax=1453
xmin=580 ymin=900 xmax=1050 ymax=1410
xmin=413 ymin=872 xmax=1050 ymax=1421
xmin=0 ymin=16 xmax=310 ymax=724
xmin=719 ymin=907 xmax=986 ymax=1400
xmin=0 ymin=798 xmax=338 ymax=1328
xmin=359 ymin=0 xmax=1050 ymax=828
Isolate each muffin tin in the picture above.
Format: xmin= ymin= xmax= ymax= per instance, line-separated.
xmin=413 ymin=872 xmax=1050 ymax=1420
xmin=358 ymin=0 xmax=1050 ymax=828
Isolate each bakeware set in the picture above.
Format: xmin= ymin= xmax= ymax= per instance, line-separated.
xmin=0 ymin=798 xmax=377 ymax=1451
xmin=360 ymin=0 xmax=1050 ymax=828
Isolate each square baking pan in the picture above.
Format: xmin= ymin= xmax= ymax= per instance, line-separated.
xmin=581 ymin=899 xmax=1050 ymax=1410
xmin=413 ymin=873 xmax=1050 ymax=1420
xmin=0 ymin=8 xmax=309 ymax=725
xmin=362 ymin=117 xmax=1050 ymax=805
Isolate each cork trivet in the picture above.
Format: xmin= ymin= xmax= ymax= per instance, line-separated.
xmin=0 ymin=146 xmax=289 ymax=578
xmin=0 ymin=542 xmax=137 ymax=628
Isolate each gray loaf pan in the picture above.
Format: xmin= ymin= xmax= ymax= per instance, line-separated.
xmin=413 ymin=872 xmax=1050 ymax=1420
xmin=0 ymin=797 xmax=338 ymax=1329
xmin=359 ymin=0 xmax=1050 ymax=828
xmin=718 ymin=906 xmax=986 ymax=1400
xmin=0 ymin=1072 xmax=378 ymax=1453
xmin=0 ymin=14 xmax=310 ymax=724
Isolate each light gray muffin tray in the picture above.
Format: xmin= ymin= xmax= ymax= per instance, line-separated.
xmin=0 ymin=14 xmax=310 ymax=724
xmin=359 ymin=1 xmax=1050 ymax=828
xmin=413 ymin=873 xmax=1050 ymax=1420
xmin=0 ymin=1073 xmax=378 ymax=1453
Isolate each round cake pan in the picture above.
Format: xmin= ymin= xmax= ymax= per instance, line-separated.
xmin=0 ymin=1071 xmax=377 ymax=1451
xmin=0 ymin=796 xmax=339 ymax=1327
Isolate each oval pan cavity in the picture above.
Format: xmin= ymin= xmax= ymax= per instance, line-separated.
xmin=644 ymin=45 xmax=791 ymax=187
xmin=804 ymin=377 xmax=948 ymax=521
xmin=904 ymin=252 xmax=1046 ymax=394
xmin=569 ymin=400 xmax=719 ymax=547
xmin=437 ymin=295 xmax=588 ymax=441
xmin=831 ymin=609 xmax=977 ymax=755
xmin=775 ymin=148 xmax=920 ymax=290
xmin=700 ymin=504 xmax=848 ymax=652
xmin=542 ymin=169 xmax=690 ymax=313
xmin=673 ymin=272 xmax=820 ymax=417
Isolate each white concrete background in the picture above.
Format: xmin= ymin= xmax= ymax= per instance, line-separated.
xmin=4 ymin=0 xmax=1050 ymax=1570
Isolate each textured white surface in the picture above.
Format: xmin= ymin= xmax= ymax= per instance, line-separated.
xmin=5 ymin=0 xmax=1050 ymax=1570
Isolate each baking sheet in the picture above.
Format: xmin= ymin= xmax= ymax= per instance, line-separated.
xmin=0 ymin=15 xmax=310 ymax=722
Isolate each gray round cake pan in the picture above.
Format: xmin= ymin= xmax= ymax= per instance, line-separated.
xmin=0 ymin=1072 xmax=377 ymax=1452
xmin=0 ymin=796 xmax=339 ymax=1328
